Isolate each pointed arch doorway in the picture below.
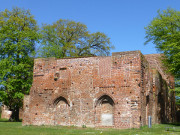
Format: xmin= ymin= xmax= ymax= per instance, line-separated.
xmin=53 ymin=96 xmax=70 ymax=125
xmin=95 ymin=95 xmax=115 ymax=126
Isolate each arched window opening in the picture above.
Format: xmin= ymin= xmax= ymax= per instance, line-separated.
xmin=95 ymin=95 xmax=115 ymax=126
xmin=53 ymin=96 xmax=70 ymax=125
xmin=53 ymin=96 xmax=70 ymax=106
xmin=96 ymin=95 xmax=115 ymax=106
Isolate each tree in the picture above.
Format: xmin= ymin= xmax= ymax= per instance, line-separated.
xmin=39 ymin=19 xmax=113 ymax=58
xmin=175 ymin=79 xmax=180 ymax=105
xmin=145 ymin=8 xmax=180 ymax=77
xmin=0 ymin=7 xmax=40 ymax=121
xmin=145 ymin=8 xmax=180 ymax=105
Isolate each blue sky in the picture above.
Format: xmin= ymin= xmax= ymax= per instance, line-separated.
xmin=1 ymin=0 xmax=180 ymax=55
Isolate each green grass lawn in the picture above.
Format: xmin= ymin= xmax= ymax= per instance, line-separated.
xmin=0 ymin=119 xmax=180 ymax=135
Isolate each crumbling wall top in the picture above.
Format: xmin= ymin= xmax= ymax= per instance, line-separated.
xmin=112 ymin=50 xmax=141 ymax=56
xmin=145 ymin=54 xmax=174 ymax=88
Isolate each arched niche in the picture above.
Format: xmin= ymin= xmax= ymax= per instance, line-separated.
xmin=53 ymin=96 xmax=70 ymax=125
xmin=95 ymin=95 xmax=115 ymax=126
xmin=53 ymin=96 xmax=70 ymax=106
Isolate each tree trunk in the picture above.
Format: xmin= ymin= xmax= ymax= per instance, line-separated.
xmin=9 ymin=106 xmax=20 ymax=122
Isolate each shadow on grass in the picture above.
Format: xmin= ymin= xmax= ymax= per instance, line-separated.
xmin=163 ymin=123 xmax=180 ymax=133
xmin=0 ymin=118 xmax=22 ymax=122
xmin=163 ymin=122 xmax=180 ymax=126
xmin=0 ymin=119 xmax=9 ymax=122
xmin=166 ymin=129 xmax=180 ymax=133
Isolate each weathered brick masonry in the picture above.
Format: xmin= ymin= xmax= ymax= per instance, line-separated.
xmin=1 ymin=105 xmax=12 ymax=119
xmin=22 ymin=51 xmax=175 ymax=128
xmin=1 ymin=105 xmax=23 ymax=120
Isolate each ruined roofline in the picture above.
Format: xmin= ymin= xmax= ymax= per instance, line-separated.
xmin=35 ymin=55 xmax=98 ymax=61
xmin=112 ymin=50 xmax=141 ymax=56
xmin=35 ymin=50 xmax=143 ymax=61
xmin=144 ymin=53 xmax=163 ymax=56
xmin=144 ymin=53 xmax=174 ymax=87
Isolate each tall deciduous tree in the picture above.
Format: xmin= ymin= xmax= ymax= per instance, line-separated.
xmin=145 ymin=8 xmax=180 ymax=77
xmin=0 ymin=8 xmax=40 ymax=121
xmin=175 ymin=79 xmax=180 ymax=105
xmin=39 ymin=19 xmax=113 ymax=58
xmin=145 ymin=8 xmax=180 ymax=104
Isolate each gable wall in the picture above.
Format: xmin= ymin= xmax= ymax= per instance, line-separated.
xmin=23 ymin=51 xmax=143 ymax=128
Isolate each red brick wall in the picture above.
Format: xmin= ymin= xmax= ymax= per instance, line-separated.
xmin=22 ymin=51 xmax=175 ymax=128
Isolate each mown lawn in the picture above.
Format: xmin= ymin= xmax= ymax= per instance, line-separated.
xmin=0 ymin=119 xmax=180 ymax=135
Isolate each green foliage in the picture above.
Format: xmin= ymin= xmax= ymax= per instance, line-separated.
xmin=175 ymin=79 xmax=180 ymax=105
xmin=145 ymin=8 xmax=180 ymax=77
xmin=82 ymin=125 xmax=86 ymax=128
xmin=39 ymin=19 xmax=113 ymax=58
xmin=0 ymin=7 xmax=40 ymax=120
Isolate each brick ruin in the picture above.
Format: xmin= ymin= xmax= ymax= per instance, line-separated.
xmin=1 ymin=105 xmax=12 ymax=119
xmin=0 ymin=105 xmax=23 ymax=120
xmin=22 ymin=51 xmax=175 ymax=128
